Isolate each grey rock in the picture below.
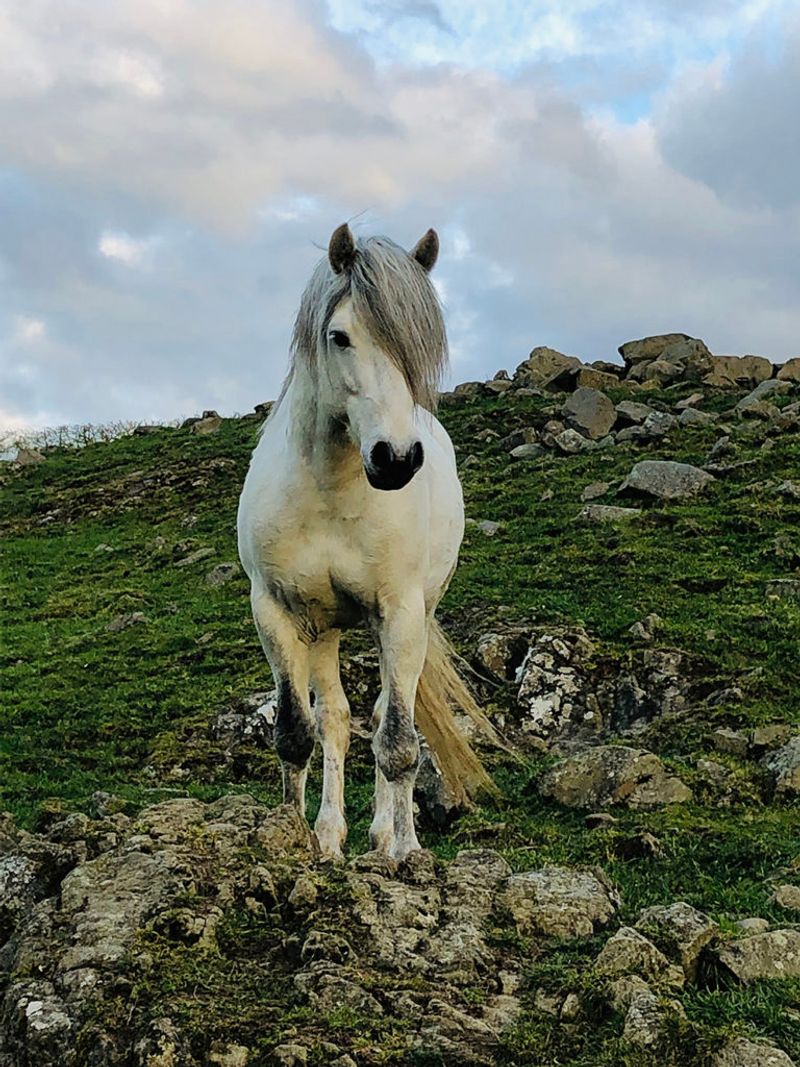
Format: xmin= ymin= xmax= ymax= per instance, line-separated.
xmin=576 ymin=504 xmax=641 ymax=523
xmin=615 ymin=400 xmax=655 ymax=426
xmin=735 ymin=918 xmax=770 ymax=934
xmin=716 ymin=929 xmax=800 ymax=983
xmin=594 ymin=927 xmax=682 ymax=987
xmin=191 ymin=415 xmax=223 ymax=435
xmin=271 ymin=1044 xmax=308 ymax=1066
xmin=14 ymin=448 xmax=46 ymax=466
xmin=712 ymin=727 xmax=749 ymax=758
xmin=619 ymin=460 xmax=715 ymax=500
xmin=675 ymin=392 xmax=705 ymax=409
xmin=765 ymin=737 xmax=800 ymax=796
xmin=106 ymin=611 xmax=148 ymax=633
xmin=772 ymin=885 xmax=800 ymax=911
xmin=623 ymin=989 xmax=686 ymax=1052
xmin=503 ymin=866 xmax=618 ymax=938
xmin=515 ymin=629 xmax=601 ymax=745
xmin=580 ymin=481 xmax=611 ymax=501
xmin=174 ymin=547 xmax=216 ymax=568
xmin=205 ymin=562 xmax=240 ymax=587
xmin=540 ymin=746 xmax=692 ymax=810
xmin=619 ymin=333 xmax=698 ymax=366
xmin=711 ymin=1037 xmax=796 ymax=1067
xmin=554 ymin=428 xmax=596 ymax=453
xmin=475 ymin=631 xmax=527 ymax=681
xmin=561 ymin=387 xmax=616 ymax=440
xmin=678 ymin=407 xmax=717 ymax=427
xmin=635 ymin=901 xmax=719 ymax=982
xmin=514 ymin=346 xmax=581 ymax=387
xmin=736 ymin=379 xmax=794 ymax=412
xmin=509 ymin=442 xmax=544 ymax=460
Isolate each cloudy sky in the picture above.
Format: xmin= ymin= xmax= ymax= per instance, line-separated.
xmin=1 ymin=0 xmax=799 ymax=430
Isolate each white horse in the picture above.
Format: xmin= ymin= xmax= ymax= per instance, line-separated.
xmin=237 ymin=223 xmax=492 ymax=861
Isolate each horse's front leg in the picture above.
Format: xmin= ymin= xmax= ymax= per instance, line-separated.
xmin=251 ymin=589 xmax=314 ymax=816
xmin=309 ymin=632 xmax=350 ymax=859
xmin=371 ymin=594 xmax=428 ymax=861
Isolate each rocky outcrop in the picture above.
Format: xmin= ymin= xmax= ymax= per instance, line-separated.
xmin=540 ymin=746 xmax=692 ymax=809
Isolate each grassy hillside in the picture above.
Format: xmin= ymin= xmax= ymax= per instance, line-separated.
xmin=1 ymin=380 xmax=799 ymax=1064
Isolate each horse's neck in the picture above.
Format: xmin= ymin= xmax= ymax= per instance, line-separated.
xmin=284 ymin=365 xmax=359 ymax=485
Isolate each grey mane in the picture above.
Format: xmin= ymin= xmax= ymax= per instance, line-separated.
xmin=288 ymin=234 xmax=447 ymax=413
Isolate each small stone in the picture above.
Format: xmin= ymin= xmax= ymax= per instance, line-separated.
xmin=576 ymin=504 xmax=641 ymax=523
xmin=270 ymin=1045 xmax=308 ymax=1067
xmin=475 ymin=520 xmax=502 ymax=536
xmin=623 ymin=989 xmax=686 ymax=1052
xmin=712 ymin=727 xmax=749 ymax=758
xmin=585 ymin=812 xmax=617 ymax=830
xmin=208 ymin=1044 xmax=250 ymax=1067
xmin=554 ymin=428 xmax=596 ymax=453
xmin=675 ymin=392 xmax=704 ymax=410
xmin=751 ymin=725 xmax=793 ymax=751
xmin=560 ymin=992 xmax=581 ymax=1020
xmin=678 ymin=407 xmax=717 ymax=427
xmin=509 ymin=442 xmax=544 ymax=460
xmin=772 ymin=885 xmax=800 ymax=911
xmin=288 ymin=874 xmax=318 ymax=909
xmin=711 ymin=1036 xmax=796 ymax=1067
xmin=735 ymin=918 xmax=770 ymax=935
xmin=765 ymin=737 xmax=800 ymax=796
xmin=581 ymin=481 xmax=611 ymax=501
xmin=191 ymin=414 xmax=223 ymax=435
xmin=174 ymin=547 xmax=216 ymax=568
xmin=106 ymin=611 xmax=148 ymax=633
xmin=594 ymin=927 xmax=681 ymax=987
xmin=206 ymin=562 xmax=241 ymax=587
xmin=615 ymin=400 xmax=654 ymax=425
xmin=14 ymin=448 xmax=46 ymax=466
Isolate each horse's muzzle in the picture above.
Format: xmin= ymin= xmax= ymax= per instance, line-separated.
xmin=365 ymin=440 xmax=424 ymax=491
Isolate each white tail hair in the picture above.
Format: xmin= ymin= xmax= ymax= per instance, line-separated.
xmin=415 ymin=620 xmax=499 ymax=805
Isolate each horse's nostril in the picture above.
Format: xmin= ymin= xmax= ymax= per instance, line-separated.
xmin=409 ymin=441 xmax=424 ymax=473
xmin=370 ymin=441 xmax=394 ymax=471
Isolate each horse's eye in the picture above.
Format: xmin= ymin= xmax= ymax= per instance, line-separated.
xmin=330 ymin=330 xmax=350 ymax=350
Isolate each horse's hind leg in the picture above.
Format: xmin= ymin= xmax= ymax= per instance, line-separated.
xmin=371 ymin=593 xmax=427 ymax=861
xmin=251 ymin=589 xmax=314 ymax=816
xmin=309 ymin=632 xmax=350 ymax=859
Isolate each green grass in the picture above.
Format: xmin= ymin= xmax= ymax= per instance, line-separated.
xmin=2 ymin=384 xmax=800 ymax=1061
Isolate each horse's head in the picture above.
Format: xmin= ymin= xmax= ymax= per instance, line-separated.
xmin=303 ymin=223 xmax=443 ymax=491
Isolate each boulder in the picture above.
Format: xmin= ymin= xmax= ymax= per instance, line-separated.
xmin=573 ymin=367 xmax=621 ymax=391
xmin=615 ymin=400 xmax=655 ymax=426
xmin=503 ymin=866 xmax=618 ymax=938
xmin=716 ymin=929 xmax=800 ymax=983
xmin=514 ymin=347 xmax=580 ymax=387
xmin=678 ymin=407 xmax=717 ymax=427
xmin=540 ymin=746 xmax=692 ymax=810
xmin=736 ymin=379 xmax=793 ymax=413
xmin=705 ymin=354 xmax=772 ymax=388
xmin=618 ymin=333 xmax=697 ymax=366
xmin=772 ymin=885 xmax=800 ymax=911
xmin=554 ymin=428 xmax=597 ymax=453
xmin=777 ymin=357 xmax=800 ymax=382
xmin=619 ymin=460 xmax=715 ymax=501
xmin=622 ymin=989 xmax=687 ymax=1053
xmin=561 ymin=388 xmax=616 ymax=440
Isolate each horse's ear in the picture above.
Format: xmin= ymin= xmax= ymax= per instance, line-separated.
xmin=411 ymin=228 xmax=439 ymax=272
xmin=329 ymin=223 xmax=357 ymax=274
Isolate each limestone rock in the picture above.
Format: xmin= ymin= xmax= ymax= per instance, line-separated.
xmin=736 ymin=379 xmax=793 ymax=413
xmin=635 ymin=901 xmax=718 ymax=982
xmin=191 ymin=415 xmax=223 ymax=435
xmin=553 ymin=428 xmax=596 ymax=453
xmin=716 ymin=929 xmax=800 ymax=983
xmin=772 ymin=885 xmax=800 ymax=911
xmin=777 ymin=357 xmax=800 ymax=382
xmin=615 ymin=400 xmax=655 ymax=426
xmin=618 ymin=333 xmax=697 ymax=366
xmin=711 ymin=1037 xmax=796 ymax=1066
xmin=622 ymin=989 xmax=687 ymax=1052
xmin=576 ymin=504 xmax=641 ymax=523
xmin=573 ymin=367 xmax=620 ymax=391
xmin=205 ymin=562 xmax=240 ymax=587
xmin=561 ymin=387 xmax=616 ymax=440
xmin=594 ymin=927 xmax=682 ymax=987
xmin=705 ymin=354 xmax=772 ymax=388
xmin=514 ymin=347 xmax=581 ymax=387
xmin=540 ymin=746 xmax=692 ymax=810
xmin=765 ymin=737 xmax=800 ymax=796
xmin=619 ymin=460 xmax=715 ymax=501
xmin=503 ymin=866 xmax=618 ymax=938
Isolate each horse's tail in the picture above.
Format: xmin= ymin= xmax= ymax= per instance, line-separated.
xmin=414 ymin=619 xmax=499 ymax=806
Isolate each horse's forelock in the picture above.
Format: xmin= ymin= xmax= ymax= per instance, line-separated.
xmin=291 ymin=235 xmax=446 ymax=412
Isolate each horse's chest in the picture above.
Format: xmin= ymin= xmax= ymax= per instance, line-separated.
xmin=258 ymin=501 xmax=383 ymax=630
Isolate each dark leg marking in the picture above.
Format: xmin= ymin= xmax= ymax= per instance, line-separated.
xmin=274 ymin=679 xmax=315 ymax=767
xmin=373 ymin=695 xmax=419 ymax=782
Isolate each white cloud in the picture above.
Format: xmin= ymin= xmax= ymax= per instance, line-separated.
xmin=98 ymin=231 xmax=156 ymax=267
xmin=13 ymin=316 xmax=46 ymax=343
